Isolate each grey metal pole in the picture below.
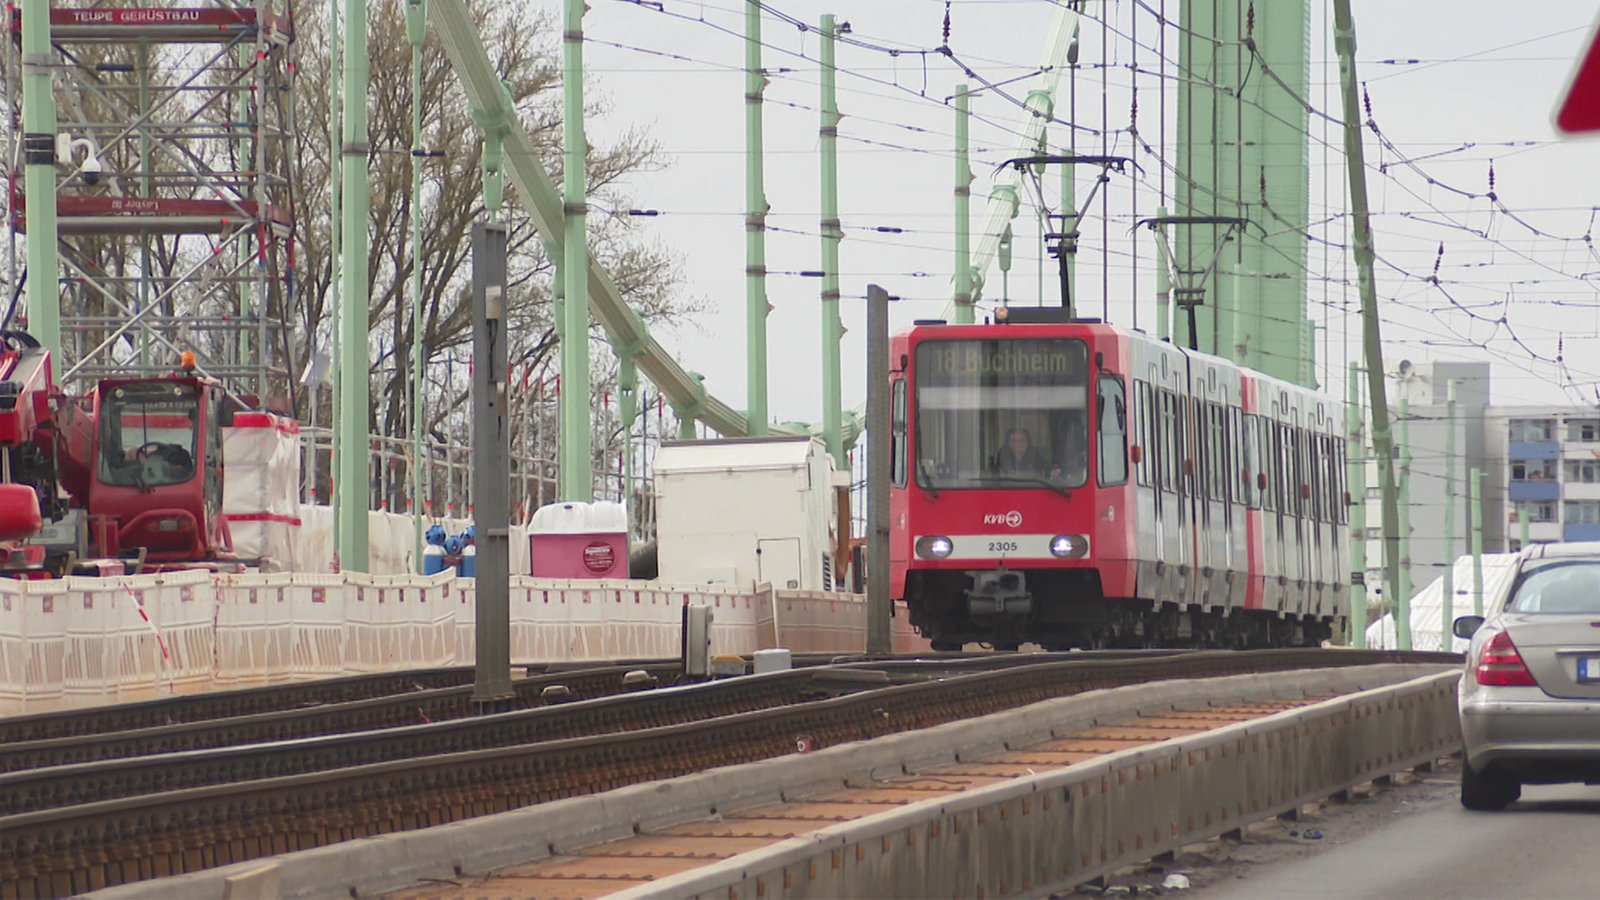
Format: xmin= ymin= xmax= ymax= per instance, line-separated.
xmin=865 ymin=284 xmax=892 ymax=655
xmin=1442 ymin=379 xmax=1456 ymax=648
xmin=472 ymin=222 xmax=513 ymax=705
xmin=1471 ymin=467 xmax=1485 ymax=616
xmin=1332 ymin=0 xmax=1403 ymax=633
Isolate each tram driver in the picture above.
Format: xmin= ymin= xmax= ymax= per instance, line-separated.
xmin=990 ymin=428 xmax=1061 ymax=479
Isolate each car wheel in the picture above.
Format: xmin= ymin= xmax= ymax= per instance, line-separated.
xmin=1460 ymin=760 xmax=1521 ymax=810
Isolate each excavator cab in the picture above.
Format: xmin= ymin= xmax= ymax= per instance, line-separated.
xmin=89 ymin=376 xmax=230 ymax=564
xmin=99 ymin=380 xmax=200 ymax=489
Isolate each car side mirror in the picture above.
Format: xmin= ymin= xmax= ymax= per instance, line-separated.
xmin=1452 ymin=615 xmax=1485 ymax=640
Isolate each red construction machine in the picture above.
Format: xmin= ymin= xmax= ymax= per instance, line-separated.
xmin=1 ymin=329 xmax=234 ymax=576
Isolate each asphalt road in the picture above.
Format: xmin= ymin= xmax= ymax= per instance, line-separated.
xmin=1162 ymin=760 xmax=1600 ymax=900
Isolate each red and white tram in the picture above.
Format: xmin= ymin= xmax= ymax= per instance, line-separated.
xmin=888 ymin=307 xmax=1349 ymax=651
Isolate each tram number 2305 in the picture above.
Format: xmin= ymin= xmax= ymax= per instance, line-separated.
xmin=987 ymin=540 xmax=1019 ymax=553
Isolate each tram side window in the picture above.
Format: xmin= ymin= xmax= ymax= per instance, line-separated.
xmin=1159 ymin=389 xmax=1179 ymax=492
xmin=1191 ymin=399 xmax=1207 ymax=499
xmin=1227 ymin=405 xmax=1243 ymax=506
xmin=1097 ymin=376 xmax=1128 ymax=486
xmin=1334 ymin=437 xmax=1348 ymax=524
xmin=1262 ymin=418 xmax=1281 ymax=512
xmin=890 ymin=379 xmax=907 ymax=488
xmin=1280 ymin=424 xmax=1296 ymax=517
xmin=1294 ymin=426 xmax=1309 ymax=519
xmin=1209 ymin=401 xmax=1228 ymax=502
xmin=1238 ymin=410 xmax=1255 ymax=508
xmin=1321 ymin=434 xmax=1336 ymax=523
xmin=1133 ymin=381 xmax=1153 ymax=487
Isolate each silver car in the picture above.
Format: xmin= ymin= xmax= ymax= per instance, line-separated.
xmin=1453 ymin=541 xmax=1600 ymax=810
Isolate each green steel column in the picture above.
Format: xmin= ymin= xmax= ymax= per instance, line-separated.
xmin=954 ymin=85 xmax=972 ymax=320
xmin=1209 ymin=0 xmax=1242 ymax=358
xmin=1332 ymin=0 xmax=1402 ymax=635
xmin=338 ymin=0 xmax=372 ymax=572
xmin=408 ymin=0 xmax=428 ymax=568
xmin=744 ymin=0 xmax=769 ymax=435
xmin=1253 ymin=0 xmax=1312 ymax=384
xmin=19 ymin=0 xmax=60 ymax=356
xmin=1229 ymin=267 xmax=1256 ymax=369
xmin=1471 ymin=468 xmax=1485 ymax=615
xmin=819 ymin=16 xmax=843 ymax=469
xmin=1442 ymin=379 xmax=1456 ymax=648
xmin=1347 ymin=363 xmax=1367 ymax=648
xmin=672 ymin=372 xmax=705 ymax=440
xmin=980 ymin=183 xmax=1021 ymax=321
xmin=561 ymin=0 xmax=593 ymax=501
xmin=1395 ymin=393 xmax=1412 ymax=649
xmin=1152 ymin=207 xmax=1172 ymax=343
xmin=1521 ymin=503 xmax=1529 ymax=548
xmin=619 ymin=355 xmax=637 ymax=512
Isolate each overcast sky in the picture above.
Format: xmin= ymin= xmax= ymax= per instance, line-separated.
xmin=567 ymin=0 xmax=1600 ymax=423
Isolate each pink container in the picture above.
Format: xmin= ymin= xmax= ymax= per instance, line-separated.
xmin=529 ymin=501 xmax=628 ymax=579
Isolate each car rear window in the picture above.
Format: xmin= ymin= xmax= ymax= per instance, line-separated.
xmin=1508 ymin=562 xmax=1600 ymax=613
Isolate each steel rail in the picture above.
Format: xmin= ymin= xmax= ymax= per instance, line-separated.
xmin=0 ymin=650 xmax=1454 ymax=896
xmin=0 ymin=663 xmax=684 ymax=774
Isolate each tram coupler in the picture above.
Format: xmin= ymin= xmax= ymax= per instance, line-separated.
xmin=965 ymin=569 xmax=1033 ymax=617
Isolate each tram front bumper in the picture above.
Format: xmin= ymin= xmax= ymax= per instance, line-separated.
xmin=966 ymin=569 xmax=1033 ymax=617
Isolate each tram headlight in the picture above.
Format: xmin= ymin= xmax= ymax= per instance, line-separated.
xmin=915 ymin=536 xmax=955 ymax=559
xmin=1049 ymin=534 xmax=1090 ymax=559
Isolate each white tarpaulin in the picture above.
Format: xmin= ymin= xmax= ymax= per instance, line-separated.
xmin=1366 ymin=553 xmax=1518 ymax=652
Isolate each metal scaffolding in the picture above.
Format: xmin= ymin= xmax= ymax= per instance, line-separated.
xmin=5 ymin=1 xmax=294 ymax=402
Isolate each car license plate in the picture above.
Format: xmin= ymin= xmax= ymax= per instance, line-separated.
xmin=1580 ymin=658 xmax=1600 ymax=683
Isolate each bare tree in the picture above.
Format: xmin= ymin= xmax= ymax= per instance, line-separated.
xmin=289 ymin=0 xmax=701 ymax=502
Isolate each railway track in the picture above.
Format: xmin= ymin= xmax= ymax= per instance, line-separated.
xmin=387 ymin=697 xmax=1335 ymax=899
xmin=0 ymin=649 xmax=1455 ymax=898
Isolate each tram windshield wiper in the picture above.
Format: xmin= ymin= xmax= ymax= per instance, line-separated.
xmin=990 ymin=475 xmax=1072 ymax=499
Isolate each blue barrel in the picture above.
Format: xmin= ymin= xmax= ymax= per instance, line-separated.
xmin=422 ymin=543 xmax=449 ymax=575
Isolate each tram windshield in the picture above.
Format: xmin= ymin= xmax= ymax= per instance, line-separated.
xmin=98 ymin=381 xmax=201 ymax=489
xmin=914 ymin=337 xmax=1090 ymax=490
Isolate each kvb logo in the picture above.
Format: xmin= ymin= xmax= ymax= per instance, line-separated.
xmin=982 ymin=510 xmax=1024 ymax=528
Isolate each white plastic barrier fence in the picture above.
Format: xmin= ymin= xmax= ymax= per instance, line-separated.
xmin=757 ymin=587 xmax=932 ymax=655
xmin=63 ymin=570 xmax=216 ymax=706
xmin=448 ymin=579 xmax=761 ymax=664
xmin=0 ymin=579 xmax=68 ymax=710
xmin=0 ymin=574 xmax=864 ymax=714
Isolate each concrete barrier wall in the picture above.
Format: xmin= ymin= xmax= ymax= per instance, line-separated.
xmin=89 ymin=665 xmax=1457 ymax=900
xmin=619 ymin=667 xmax=1463 ymax=900
xmin=0 ymin=574 xmax=891 ymax=714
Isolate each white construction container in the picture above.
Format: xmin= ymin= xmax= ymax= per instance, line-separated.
xmin=652 ymin=436 xmax=841 ymax=591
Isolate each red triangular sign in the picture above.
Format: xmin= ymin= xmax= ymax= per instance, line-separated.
xmin=1557 ymin=17 xmax=1600 ymax=134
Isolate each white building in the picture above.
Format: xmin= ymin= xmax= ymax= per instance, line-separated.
xmin=1361 ymin=360 xmax=1600 ymax=604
